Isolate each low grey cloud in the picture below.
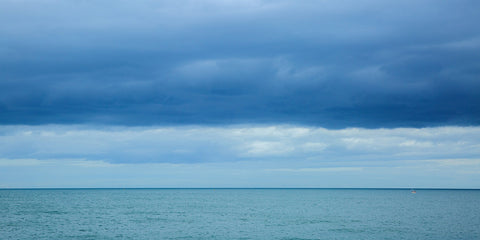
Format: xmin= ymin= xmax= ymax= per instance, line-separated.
xmin=1 ymin=0 xmax=479 ymax=127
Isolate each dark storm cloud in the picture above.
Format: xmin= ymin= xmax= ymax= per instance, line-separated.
xmin=1 ymin=0 xmax=479 ymax=128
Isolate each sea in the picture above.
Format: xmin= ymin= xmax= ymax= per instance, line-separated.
xmin=1 ymin=189 xmax=479 ymax=239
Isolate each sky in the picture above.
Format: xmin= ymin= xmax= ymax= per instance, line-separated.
xmin=1 ymin=0 xmax=479 ymax=188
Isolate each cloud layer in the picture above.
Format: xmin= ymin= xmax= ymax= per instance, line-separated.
xmin=1 ymin=0 xmax=479 ymax=127
xmin=1 ymin=125 xmax=480 ymax=164
xmin=1 ymin=125 xmax=479 ymax=188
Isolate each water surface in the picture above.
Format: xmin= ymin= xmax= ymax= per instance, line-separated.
xmin=1 ymin=189 xmax=479 ymax=239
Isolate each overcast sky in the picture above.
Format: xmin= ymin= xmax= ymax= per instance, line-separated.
xmin=1 ymin=0 xmax=479 ymax=188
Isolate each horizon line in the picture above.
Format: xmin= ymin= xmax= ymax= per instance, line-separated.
xmin=1 ymin=187 xmax=479 ymax=190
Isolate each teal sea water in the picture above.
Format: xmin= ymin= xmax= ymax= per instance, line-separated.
xmin=1 ymin=189 xmax=479 ymax=239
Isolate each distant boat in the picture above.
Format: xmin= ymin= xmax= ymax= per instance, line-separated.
xmin=411 ymin=189 xmax=416 ymax=194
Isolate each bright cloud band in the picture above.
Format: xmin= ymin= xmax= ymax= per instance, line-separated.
xmin=1 ymin=125 xmax=479 ymax=188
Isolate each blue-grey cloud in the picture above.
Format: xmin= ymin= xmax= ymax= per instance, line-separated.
xmin=1 ymin=0 xmax=479 ymax=128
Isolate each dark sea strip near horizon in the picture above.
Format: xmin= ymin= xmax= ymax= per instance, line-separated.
xmin=1 ymin=189 xmax=479 ymax=239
